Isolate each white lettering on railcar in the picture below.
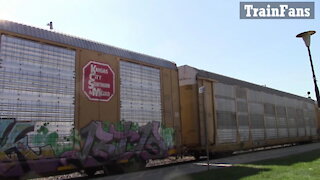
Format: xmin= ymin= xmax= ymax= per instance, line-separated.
xmin=88 ymin=64 xmax=110 ymax=97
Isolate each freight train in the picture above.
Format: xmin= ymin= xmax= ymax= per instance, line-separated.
xmin=0 ymin=20 xmax=318 ymax=178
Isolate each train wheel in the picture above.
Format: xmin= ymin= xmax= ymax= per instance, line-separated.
xmin=84 ymin=168 xmax=97 ymax=177
xmin=193 ymin=151 xmax=201 ymax=160
xmin=103 ymin=163 xmax=124 ymax=175
xmin=122 ymin=158 xmax=146 ymax=173
xmin=209 ymin=152 xmax=215 ymax=159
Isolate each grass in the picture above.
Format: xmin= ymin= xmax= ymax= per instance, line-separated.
xmin=173 ymin=149 xmax=320 ymax=180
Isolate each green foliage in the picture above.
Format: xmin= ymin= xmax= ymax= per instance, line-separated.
xmin=173 ymin=149 xmax=320 ymax=180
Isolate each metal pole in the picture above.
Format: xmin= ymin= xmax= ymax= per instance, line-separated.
xmin=202 ymin=87 xmax=210 ymax=171
xmin=307 ymin=46 xmax=320 ymax=108
xmin=199 ymin=85 xmax=209 ymax=170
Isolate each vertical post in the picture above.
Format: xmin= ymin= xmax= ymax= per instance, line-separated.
xmin=307 ymin=46 xmax=320 ymax=108
xmin=296 ymin=31 xmax=319 ymax=107
xmin=47 ymin=21 xmax=53 ymax=30
xmin=199 ymin=85 xmax=210 ymax=170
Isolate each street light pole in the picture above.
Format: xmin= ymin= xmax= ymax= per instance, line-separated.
xmin=306 ymin=46 xmax=320 ymax=107
xmin=296 ymin=31 xmax=320 ymax=108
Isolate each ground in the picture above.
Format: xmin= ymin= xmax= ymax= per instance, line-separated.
xmin=173 ymin=149 xmax=320 ymax=180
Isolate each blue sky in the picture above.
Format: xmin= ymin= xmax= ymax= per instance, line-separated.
xmin=0 ymin=0 xmax=319 ymax=99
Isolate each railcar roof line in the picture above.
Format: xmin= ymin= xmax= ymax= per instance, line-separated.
xmin=0 ymin=20 xmax=176 ymax=69
xmin=181 ymin=65 xmax=315 ymax=103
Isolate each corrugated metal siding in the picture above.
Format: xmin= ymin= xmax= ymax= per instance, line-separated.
xmin=265 ymin=116 xmax=277 ymax=139
xmin=287 ymin=107 xmax=298 ymax=137
xmin=120 ymin=61 xmax=162 ymax=126
xmin=296 ymin=109 xmax=305 ymax=137
xmin=250 ymin=114 xmax=265 ymax=140
xmin=196 ymin=66 xmax=315 ymax=104
xmin=276 ymin=105 xmax=288 ymax=138
xmin=237 ymin=112 xmax=249 ymax=142
xmin=0 ymin=35 xmax=75 ymax=148
xmin=211 ymin=68 xmax=317 ymax=144
xmin=0 ymin=20 xmax=176 ymax=70
xmin=248 ymin=99 xmax=265 ymax=141
xmin=213 ymin=79 xmax=318 ymax=144
xmin=304 ymin=109 xmax=312 ymax=136
xmin=264 ymin=104 xmax=277 ymax=139
xmin=214 ymin=83 xmax=237 ymax=143
xmin=236 ymin=87 xmax=249 ymax=142
xmin=308 ymin=105 xmax=317 ymax=136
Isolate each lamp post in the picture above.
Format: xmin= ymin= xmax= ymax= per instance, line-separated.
xmin=296 ymin=31 xmax=320 ymax=108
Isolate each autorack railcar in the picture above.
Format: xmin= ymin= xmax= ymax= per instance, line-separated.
xmin=0 ymin=20 xmax=181 ymax=178
xmin=0 ymin=20 xmax=318 ymax=178
xmin=179 ymin=65 xmax=319 ymax=156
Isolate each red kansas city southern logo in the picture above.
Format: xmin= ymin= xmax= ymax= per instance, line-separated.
xmin=82 ymin=61 xmax=115 ymax=102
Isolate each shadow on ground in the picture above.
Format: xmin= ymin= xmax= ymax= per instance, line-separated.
xmin=251 ymin=149 xmax=320 ymax=166
xmin=172 ymin=166 xmax=269 ymax=180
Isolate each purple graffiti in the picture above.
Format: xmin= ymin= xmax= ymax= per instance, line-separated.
xmin=77 ymin=121 xmax=169 ymax=163
xmin=80 ymin=121 xmax=114 ymax=160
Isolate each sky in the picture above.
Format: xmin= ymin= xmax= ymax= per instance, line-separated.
xmin=0 ymin=0 xmax=319 ymax=99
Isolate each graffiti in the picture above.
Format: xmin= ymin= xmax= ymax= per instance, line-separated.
xmin=32 ymin=123 xmax=74 ymax=156
xmin=59 ymin=120 xmax=175 ymax=168
xmin=0 ymin=119 xmax=33 ymax=151
xmin=161 ymin=127 xmax=175 ymax=149
xmin=61 ymin=121 xmax=174 ymax=163
xmin=0 ymin=119 xmax=175 ymax=177
xmin=0 ymin=119 xmax=57 ymax=175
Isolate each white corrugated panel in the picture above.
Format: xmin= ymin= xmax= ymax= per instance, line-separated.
xmin=214 ymin=83 xmax=234 ymax=98
xmin=217 ymin=129 xmax=237 ymax=143
xmin=237 ymin=113 xmax=249 ymax=142
xmin=0 ymin=35 xmax=75 ymax=148
xmin=286 ymin=107 xmax=297 ymax=137
xmin=248 ymin=103 xmax=264 ymax=114
xmin=310 ymin=112 xmax=317 ymax=136
xmin=251 ymin=129 xmax=265 ymax=140
xmin=288 ymin=127 xmax=298 ymax=137
xmin=297 ymin=128 xmax=306 ymax=137
xmin=285 ymin=98 xmax=299 ymax=108
xmin=275 ymin=96 xmax=286 ymax=106
xmin=247 ymin=89 xmax=262 ymax=102
xmin=250 ymin=113 xmax=265 ymax=141
xmin=235 ymin=86 xmax=247 ymax=99
xmin=238 ymin=127 xmax=250 ymax=141
xmin=306 ymin=105 xmax=317 ymax=136
xmin=266 ymin=128 xmax=277 ymax=139
xmin=120 ymin=61 xmax=162 ymax=126
xmin=277 ymin=117 xmax=288 ymax=138
xmin=235 ymin=86 xmax=249 ymax=142
xmin=295 ymin=109 xmax=305 ymax=137
xmin=265 ymin=116 xmax=277 ymax=139
xmin=304 ymin=109 xmax=311 ymax=136
xmin=278 ymin=128 xmax=288 ymax=138
xmin=214 ymin=82 xmax=238 ymax=144
xmin=261 ymin=92 xmax=275 ymax=104
xmin=216 ymin=97 xmax=236 ymax=112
